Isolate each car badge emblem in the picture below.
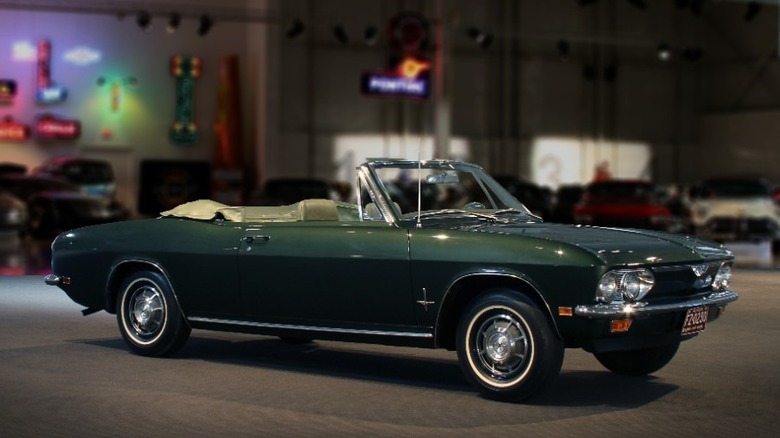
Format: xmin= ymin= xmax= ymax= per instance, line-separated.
xmin=692 ymin=264 xmax=708 ymax=277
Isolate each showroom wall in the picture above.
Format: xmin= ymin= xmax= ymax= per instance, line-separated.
xmin=2 ymin=0 xmax=779 ymax=214
xmin=0 ymin=5 xmax=268 ymax=212
xmin=271 ymin=0 xmax=780 ymax=187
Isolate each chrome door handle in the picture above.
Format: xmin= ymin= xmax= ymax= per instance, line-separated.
xmin=242 ymin=235 xmax=270 ymax=244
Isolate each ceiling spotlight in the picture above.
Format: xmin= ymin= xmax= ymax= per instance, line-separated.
xmin=627 ymin=0 xmax=648 ymax=10
xmin=657 ymin=42 xmax=672 ymax=61
xmin=332 ymin=25 xmax=348 ymax=45
xmin=578 ymin=0 xmax=598 ymax=6
xmin=166 ymin=13 xmax=181 ymax=34
xmin=467 ymin=27 xmax=493 ymax=49
xmin=364 ymin=26 xmax=378 ymax=46
xmin=604 ymin=64 xmax=618 ymax=83
xmin=285 ymin=19 xmax=305 ymax=39
xmin=198 ymin=15 xmax=213 ymax=36
xmin=744 ymin=2 xmax=762 ymax=22
xmin=136 ymin=10 xmax=151 ymax=31
xmin=557 ymin=39 xmax=570 ymax=59
xmin=682 ymin=47 xmax=703 ymax=62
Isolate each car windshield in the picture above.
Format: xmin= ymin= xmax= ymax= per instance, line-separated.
xmin=365 ymin=160 xmax=535 ymax=221
xmin=585 ymin=181 xmax=660 ymax=204
xmin=693 ymin=179 xmax=771 ymax=199
xmin=60 ymin=161 xmax=114 ymax=184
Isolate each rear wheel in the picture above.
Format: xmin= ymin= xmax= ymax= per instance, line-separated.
xmin=593 ymin=341 xmax=680 ymax=376
xmin=117 ymin=270 xmax=190 ymax=357
xmin=456 ymin=290 xmax=563 ymax=401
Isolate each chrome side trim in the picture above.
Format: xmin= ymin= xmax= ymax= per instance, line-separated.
xmin=188 ymin=317 xmax=433 ymax=339
xmin=574 ymin=289 xmax=739 ymax=319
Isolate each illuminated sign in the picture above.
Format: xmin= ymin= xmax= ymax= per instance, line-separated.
xmin=0 ymin=80 xmax=17 ymax=101
xmin=0 ymin=117 xmax=31 ymax=141
xmin=35 ymin=114 xmax=80 ymax=140
xmin=36 ymin=40 xmax=67 ymax=104
xmin=12 ymin=41 xmax=36 ymax=62
xmin=361 ymin=57 xmax=431 ymax=99
xmin=63 ymin=46 xmax=102 ymax=66
xmin=170 ymin=56 xmax=201 ymax=145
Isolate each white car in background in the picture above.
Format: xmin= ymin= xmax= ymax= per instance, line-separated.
xmin=689 ymin=177 xmax=780 ymax=248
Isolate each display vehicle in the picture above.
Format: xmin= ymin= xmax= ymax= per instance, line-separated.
xmin=46 ymin=159 xmax=739 ymax=401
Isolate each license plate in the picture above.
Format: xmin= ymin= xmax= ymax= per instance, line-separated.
xmin=681 ymin=306 xmax=709 ymax=335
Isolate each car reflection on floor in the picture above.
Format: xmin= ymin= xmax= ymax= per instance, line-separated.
xmin=0 ymin=232 xmax=52 ymax=276
xmin=0 ymin=231 xmax=776 ymax=276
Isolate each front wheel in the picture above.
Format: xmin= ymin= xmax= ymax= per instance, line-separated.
xmin=117 ymin=270 xmax=191 ymax=357
xmin=456 ymin=291 xmax=564 ymax=401
xmin=593 ymin=341 xmax=680 ymax=376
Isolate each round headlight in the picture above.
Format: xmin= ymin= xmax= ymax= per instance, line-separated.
xmin=621 ymin=269 xmax=655 ymax=301
xmin=713 ymin=263 xmax=732 ymax=290
xmin=596 ymin=272 xmax=619 ymax=303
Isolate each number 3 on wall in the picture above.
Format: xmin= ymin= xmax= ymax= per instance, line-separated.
xmin=170 ymin=56 xmax=201 ymax=145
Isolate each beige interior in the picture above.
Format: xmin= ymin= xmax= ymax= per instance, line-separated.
xmin=160 ymin=199 xmax=359 ymax=223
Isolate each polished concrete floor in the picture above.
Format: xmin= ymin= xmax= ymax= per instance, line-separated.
xmin=1 ymin=270 xmax=778 ymax=437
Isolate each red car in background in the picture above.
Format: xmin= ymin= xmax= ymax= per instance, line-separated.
xmin=574 ymin=180 xmax=685 ymax=233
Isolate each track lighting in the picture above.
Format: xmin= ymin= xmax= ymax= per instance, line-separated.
xmin=745 ymin=2 xmax=762 ymax=22
xmin=285 ymin=19 xmax=304 ymax=39
xmin=364 ymin=26 xmax=378 ymax=46
xmin=198 ymin=15 xmax=213 ymax=36
xmin=166 ymin=12 xmax=181 ymax=34
xmin=657 ymin=42 xmax=671 ymax=61
xmin=332 ymin=25 xmax=348 ymax=45
xmin=136 ymin=10 xmax=151 ymax=31
xmin=467 ymin=27 xmax=493 ymax=49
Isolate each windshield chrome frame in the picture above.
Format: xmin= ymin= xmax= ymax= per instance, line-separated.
xmin=357 ymin=159 xmax=534 ymax=227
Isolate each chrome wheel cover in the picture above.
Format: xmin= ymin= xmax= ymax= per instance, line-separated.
xmin=124 ymin=281 xmax=166 ymax=344
xmin=468 ymin=307 xmax=533 ymax=387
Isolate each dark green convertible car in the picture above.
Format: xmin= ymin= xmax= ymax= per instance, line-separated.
xmin=45 ymin=159 xmax=738 ymax=401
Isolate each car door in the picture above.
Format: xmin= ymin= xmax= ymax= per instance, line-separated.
xmin=238 ymin=220 xmax=417 ymax=331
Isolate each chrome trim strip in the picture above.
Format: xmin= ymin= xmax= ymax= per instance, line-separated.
xmin=574 ymin=289 xmax=739 ymax=319
xmin=188 ymin=316 xmax=433 ymax=339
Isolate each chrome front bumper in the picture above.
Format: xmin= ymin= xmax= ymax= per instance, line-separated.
xmin=44 ymin=273 xmax=67 ymax=286
xmin=574 ymin=290 xmax=739 ymax=319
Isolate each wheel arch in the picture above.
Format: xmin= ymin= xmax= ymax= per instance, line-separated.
xmin=105 ymin=259 xmax=187 ymax=322
xmin=435 ymin=272 xmax=560 ymax=350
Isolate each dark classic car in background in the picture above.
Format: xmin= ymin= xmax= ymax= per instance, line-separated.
xmin=0 ymin=174 xmax=127 ymax=237
xmin=45 ymin=159 xmax=738 ymax=401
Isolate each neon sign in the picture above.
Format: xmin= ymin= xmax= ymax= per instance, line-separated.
xmin=97 ymin=76 xmax=137 ymax=113
xmin=36 ymin=39 xmax=67 ymax=104
xmin=361 ymin=57 xmax=431 ymax=99
xmin=63 ymin=46 xmax=102 ymax=66
xmin=0 ymin=117 xmax=31 ymax=141
xmin=35 ymin=114 xmax=80 ymax=140
xmin=12 ymin=41 xmax=36 ymax=62
xmin=0 ymin=80 xmax=17 ymax=101
xmin=170 ymin=56 xmax=201 ymax=145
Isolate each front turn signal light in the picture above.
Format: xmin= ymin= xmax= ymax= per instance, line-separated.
xmin=610 ymin=319 xmax=632 ymax=333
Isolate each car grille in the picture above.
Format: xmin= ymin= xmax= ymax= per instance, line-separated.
xmin=706 ymin=216 xmax=776 ymax=235
xmin=649 ymin=262 xmax=724 ymax=300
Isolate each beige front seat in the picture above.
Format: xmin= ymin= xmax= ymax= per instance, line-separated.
xmin=298 ymin=199 xmax=340 ymax=221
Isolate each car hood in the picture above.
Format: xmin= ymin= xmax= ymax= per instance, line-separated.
xmin=444 ymin=221 xmax=732 ymax=266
